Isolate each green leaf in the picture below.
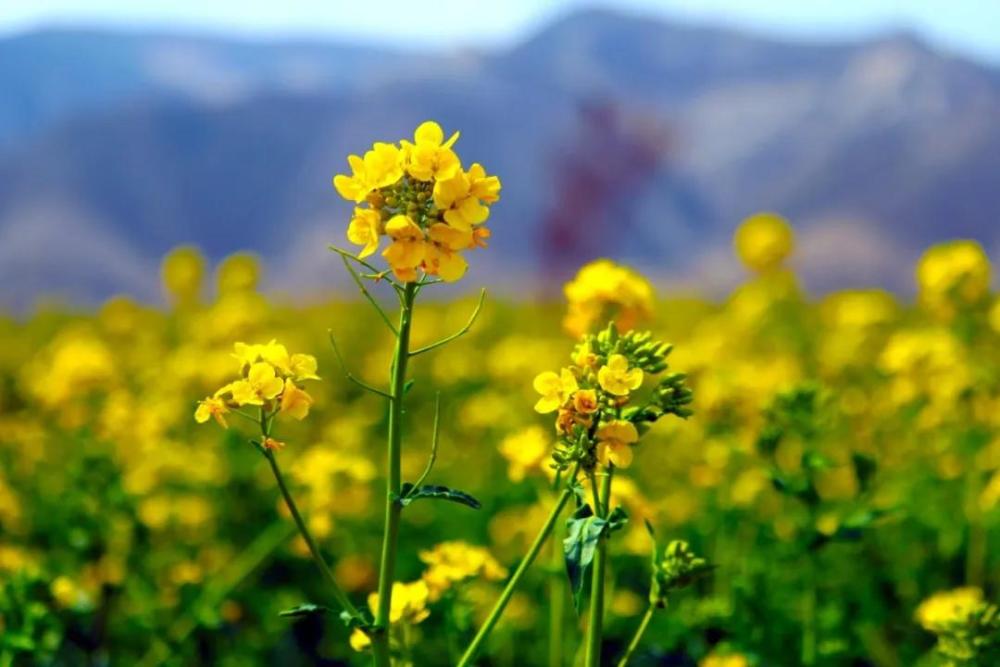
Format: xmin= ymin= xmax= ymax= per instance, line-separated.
xmin=563 ymin=504 xmax=604 ymax=612
xmin=399 ymin=483 xmax=481 ymax=510
xmin=279 ymin=604 xmax=329 ymax=619
xmin=606 ymin=506 xmax=629 ymax=532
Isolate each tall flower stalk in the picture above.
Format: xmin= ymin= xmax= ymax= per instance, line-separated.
xmin=330 ymin=121 xmax=500 ymax=665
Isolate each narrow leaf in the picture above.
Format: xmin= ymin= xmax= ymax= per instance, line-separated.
xmin=399 ymin=483 xmax=481 ymax=510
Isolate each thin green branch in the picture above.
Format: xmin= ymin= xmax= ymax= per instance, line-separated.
xmin=457 ymin=462 xmax=582 ymax=667
xmin=409 ymin=289 xmax=486 ymax=357
xmin=339 ymin=255 xmax=400 ymax=334
xmin=616 ymin=604 xmax=656 ymax=667
xmin=585 ymin=466 xmax=614 ymax=667
xmin=328 ymin=330 xmax=394 ymax=400
xmin=408 ymin=392 xmax=441 ymax=493
xmin=265 ymin=448 xmax=365 ymax=623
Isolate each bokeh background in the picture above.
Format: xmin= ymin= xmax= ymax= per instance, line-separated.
xmin=2 ymin=2 xmax=1000 ymax=667
xmin=1 ymin=0 xmax=999 ymax=308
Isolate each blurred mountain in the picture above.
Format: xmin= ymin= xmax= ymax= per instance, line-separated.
xmin=1 ymin=8 xmax=999 ymax=307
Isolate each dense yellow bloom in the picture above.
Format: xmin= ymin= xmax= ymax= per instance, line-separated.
xmin=598 ymin=354 xmax=643 ymax=396
xmin=916 ymin=240 xmax=991 ymax=315
xmin=419 ymin=541 xmax=507 ymax=601
xmin=596 ymin=420 xmax=639 ymax=468
xmin=533 ymin=368 xmax=578 ymax=413
xmin=916 ymin=587 xmax=986 ymax=632
xmin=403 ymin=121 xmax=460 ymax=182
xmin=216 ymin=252 xmax=260 ymax=294
xmin=346 ymin=207 xmax=383 ymax=258
xmin=333 ymin=120 xmax=498 ymax=283
xmin=734 ymin=212 xmax=794 ymax=272
xmin=563 ymin=259 xmax=654 ymax=337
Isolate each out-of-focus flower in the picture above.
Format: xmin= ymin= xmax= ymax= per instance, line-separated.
xmin=733 ymin=212 xmax=793 ymax=273
xmin=161 ymin=246 xmax=206 ymax=304
xmin=916 ymin=587 xmax=987 ymax=633
xmin=700 ymin=652 xmax=750 ymax=667
xmin=563 ymin=259 xmax=654 ymax=337
xmin=916 ymin=240 xmax=991 ymax=316
xmin=498 ymin=426 xmax=551 ymax=482
xmin=350 ymin=580 xmax=432 ymax=651
xmin=419 ymin=541 xmax=507 ymax=601
xmin=216 ymin=252 xmax=261 ymax=294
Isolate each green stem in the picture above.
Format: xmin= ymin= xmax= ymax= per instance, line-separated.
xmin=265 ymin=449 xmax=363 ymax=621
xmin=371 ymin=282 xmax=417 ymax=667
xmin=548 ymin=498 xmax=568 ymax=667
xmin=585 ymin=467 xmax=613 ymax=667
xmin=801 ymin=552 xmax=817 ymax=666
xmin=457 ymin=463 xmax=581 ymax=667
xmin=616 ymin=604 xmax=655 ymax=667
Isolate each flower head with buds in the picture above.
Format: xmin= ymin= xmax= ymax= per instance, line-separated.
xmin=333 ymin=120 xmax=500 ymax=283
xmin=194 ymin=340 xmax=321 ymax=432
xmin=533 ymin=322 xmax=693 ymax=473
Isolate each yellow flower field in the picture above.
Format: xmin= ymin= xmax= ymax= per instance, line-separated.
xmin=1 ymin=123 xmax=999 ymax=667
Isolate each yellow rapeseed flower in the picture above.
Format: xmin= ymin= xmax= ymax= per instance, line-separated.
xmin=498 ymin=426 xmax=551 ymax=482
xmin=596 ymin=420 xmax=639 ymax=468
xmin=916 ymin=240 xmax=991 ymax=315
xmin=533 ymin=368 xmax=579 ymax=413
xmin=333 ymin=142 xmax=403 ymax=202
xmin=424 ymin=223 xmax=471 ymax=282
xmin=700 ymin=653 xmax=750 ymax=667
xmin=194 ymin=396 xmax=229 ymax=428
xmin=346 ymin=207 xmax=383 ymax=258
xmin=419 ymin=541 xmax=507 ymax=601
xmin=734 ymin=212 xmax=794 ymax=273
xmin=916 ymin=587 xmax=985 ymax=633
xmin=230 ymin=362 xmax=284 ymax=406
xmin=382 ymin=214 xmax=426 ymax=282
xmin=279 ymin=379 xmax=313 ymax=420
xmin=350 ymin=579 xmax=432 ymax=650
xmin=563 ymin=259 xmax=654 ymax=337
xmin=402 ymin=121 xmax=461 ymax=182
xmin=598 ymin=354 xmax=643 ymax=396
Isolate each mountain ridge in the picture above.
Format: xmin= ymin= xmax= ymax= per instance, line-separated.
xmin=1 ymin=9 xmax=998 ymax=308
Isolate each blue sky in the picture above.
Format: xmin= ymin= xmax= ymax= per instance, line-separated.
xmin=2 ymin=0 xmax=998 ymax=64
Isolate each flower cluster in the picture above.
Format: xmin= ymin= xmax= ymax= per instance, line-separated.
xmin=349 ymin=540 xmax=506 ymax=652
xmin=916 ymin=239 xmax=992 ymax=318
xmin=194 ymin=340 xmax=319 ymax=429
xmin=333 ymin=121 xmax=501 ymax=283
xmin=916 ymin=587 xmax=1000 ymax=665
xmin=533 ymin=324 xmax=692 ymax=471
xmin=563 ymin=259 xmax=654 ymax=337
xmin=418 ymin=541 xmax=508 ymax=601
